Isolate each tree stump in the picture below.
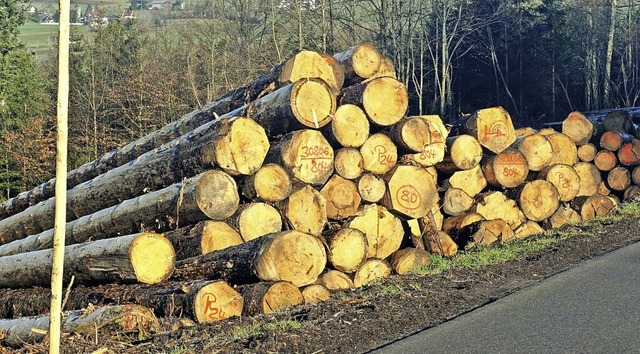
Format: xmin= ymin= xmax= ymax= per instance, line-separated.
xmin=340 ymin=77 xmax=408 ymax=127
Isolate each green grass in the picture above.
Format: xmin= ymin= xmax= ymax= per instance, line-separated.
xmin=229 ymin=319 xmax=301 ymax=341
xmin=18 ymin=23 xmax=59 ymax=58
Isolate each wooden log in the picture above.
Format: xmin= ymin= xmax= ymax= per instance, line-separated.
xmin=318 ymin=270 xmax=354 ymax=290
xmin=320 ymin=52 xmax=346 ymax=93
xmin=0 ymin=49 xmax=338 ymax=222
xmin=482 ymin=148 xmax=529 ymax=189
xmin=600 ymin=131 xmax=634 ymax=151
xmin=515 ymin=133 xmax=553 ymax=171
xmin=545 ymin=204 xmax=582 ymax=229
xmin=340 ymin=77 xmax=409 ymax=127
xmin=353 ymin=259 xmax=392 ymax=288
xmin=574 ymin=162 xmax=602 ymax=197
xmin=442 ymin=165 xmax=487 ymax=197
xmin=435 ymin=135 xmax=483 ymax=173
xmin=409 ymin=115 xmax=448 ymax=167
xmin=442 ymin=213 xmax=485 ymax=233
xmin=360 ymin=132 xmax=398 ymax=174
xmin=424 ymin=230 xmax=458 ymax=257
xmin=173 ymin=230 xmax=326 ymax=287
xmin=623 ymin=185 xmax=640 ymax=201
xmin=517 ymin=180 xmax=560 ymax=222
xmin=333 ymin=42 xmax=383 ymax=84
xmin=357 ymin=173 xmax=387 ymax=203
xmin=237 ymin=281 xmax=303 ymax=316
xmin=452 ymin=219 xmax=514 ymax=247
xmin=442 ymin=188 xmax=474 ymax=216
xmin=279 ymin=185 xmax=327 ymax=236
xmin=248 ymin=78 xmax=337 ymax=136
xmin=420 ymin=204 xmax=445 ymax=232
xmin=324 ymin=227 xmax=368 ymax=274
xmin=165 ymin=221 xmax=243 ymax=261
xmin=345 ymin=204 xmax=404 ymax=259
xmin=0 ymin=170 xmax=239 ymax=256
xmin=328 ymin=104 xmax=370 ymax=148
xmin=390 ymin=248 xmax=431 ymax=275
xmin=514 ymin=221 xmax=545 ymax=239
xmin=632 ymin=166 xmax=640 ymax=185
xmin=371 ymin=56 xmax=397 ymax=79
xmin=602 ymin=109 xmax=634 ymax=133
xmin=598 ymin=181 xmax=612 ymax=196
xmin=240 ymin=163 xmax=293 ymax=203
xmin=515 ymin=127 xmax=537 ymax=136
xmin=0 ymin=304 xmax=158 ymax=347
xmin=266 ymin=129 xmax=334 ymax=186
xmin=279 ymin=50 xmax=344 ymax=93
xmin=301 ymin=284 xmax=332 ymax=304
xmin=572 ymin=195 xmax=616 ymax=221
xmin=606 ymin=166 xmax=632 ymax=192
xmin=577 ymin=143 xmax=598 ymax=162
xmin=451 ymin=106 xmax=517 ymax=154
xmin=617 ymin=139 xmax=640 ymax=166
xmin=229 ymin=202 xmax=283 ymax=242
xmin=320 ymin=175 xmax=361 ymax=220
xmin=538 ymin=164 xmax=580 ymax=202
xmin=546 ymin=132 xmax=578 ymax=166
xmin=594 ymin=149 xmax=618 ymax=171
xmin=473 ymin=191 xmax=526 ymax=229
xmin=334 ymin=148 xmax=365 ymax=180
xmin=387 ymin=116 xmax=432 ymax=153
xmin=382 ymin=164 xmax=439 ymax=219
xmin=0 ymin=232 xmax=175 ymax=289
xmin=537 ymin=127 xmax=558 ymax=136
xmin=562 ymin=111 xmax=593 ymax=145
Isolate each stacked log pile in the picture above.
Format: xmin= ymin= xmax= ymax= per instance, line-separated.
xmin=0 ymin=43 xmax=637 ymax=347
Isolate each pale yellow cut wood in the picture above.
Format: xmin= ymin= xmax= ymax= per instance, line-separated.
xmin=518 ymin=180 xmax=560 ymax=222
xmin=515 ymin=127 xmax=537 ymax=136
xmin=545 ymin=204 xmax=581 ymax=229
xmin=537 ymin=127 xmax=557 ymax=136
xmin=577 ymin=143 xmax=597 ymax=162
xmin=333 ymin=42 xmax=383 ymax=82
xmin=346 ymin=204 xmax=404 ymax=259
xmin=200 ymin=221 xmax=244 ymax=254
xmin=387 ymin=116 xmax=432 ymax=153
xmin=515 ymin=133 xmax=553 ymax=171
xmin=452 ymin=219 xmax=514 ymax=247
xmin=539 ymin=164 xmax=580 ymax=202
xmin=357 ymin=173 xmax=386 ymax=203
xmin=279 ymin=186 xmax=327 ymax=236
xmin=239 ymin=281 xmax=303 ymax=316
xmin=574 ymin=162 xmax=601 ymax=197
xmin=360 ymin=133 xmax=398 ymax=174
xmin=280 ymin=50 xmax=342 ymax=93
xmin=473 ymin=191 xmax=525 ymax=229
xmin=301 ymin=284 xmax=332 ymax=304
xmin=442 ymin=213 xmax=485 ymax=233
xmin=444 ymin=165 xmax=487 ymax=197
xmin=598 ymin=181 xmax=612 ymax=196
xmin=192 ymin=280 xmax=244 ymax=323
xmin=482 ymin=148 xmax=529 ymax=188
xmin=325 ymin=228 xmax=368 ymax=274
xmin=330 ymin=104 xmax=370 ymax=148
xmin=213 ymin=117 xmax=270 ymax=176
xmin=318 ymin=270 xmax=354 ymax=290
xmin=320 ymin=53 xmax=346 ymax=93
xmin=425 ymin=231 xmax=458 ymax=257
xmin=442 ymin=188 xmax=474 ymax=216
xmin=334 ymin=148 xmax=365 ymax=180
xmin=233 ymin=203 xmax=282 ymax=242
xmin=390 ymin=248 xmax=431 ymax=275
xmin=562 ymin=111 xmax=593 ymax=145
xmin=513 ymin=221 xmax=545 ymax=239
xmin=371 ymin=56 xmax=397 ymax=79
xmin=382 ymin=164 xmax=439 ymax=219
xmin=321 ymin=175 xmax=361 ymax=220
xmin=594 ymin=150 xmax=618 ymax=171
xmin=572 ymin=195 xmax=616 ymax=221
xmin=353 ymin=259 xmax=392 ymax=288
xmin=436 ymin=135 xmax=483 ymax=172
xmin=547 ymin=133 xmax=578 ymax=166
xmin=463 ymin=106 xmax=517 ymax=154
xmin=241 ymin=163 xmax=292 ymax=202
xmin=341 ymin=77 xmax=408 ymax=126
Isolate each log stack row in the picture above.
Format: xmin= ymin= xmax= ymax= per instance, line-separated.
xmin=0 ymin=43 xmax=635 ymax=347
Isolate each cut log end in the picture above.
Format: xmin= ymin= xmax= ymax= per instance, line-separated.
xmin=291 ymin=78 xmax=337 ymax=129
xmin=200 ymin=221 xmax=244 ymax=254
xmin=195 ymin=170 xmax=240 ymax=220
xmin=353 ymin=259 xmax=392 ymax=288
xmin=193 ymin=280 xmax=244 ymax=323
xmin=214 ymin=117 xmax=270 ymax=176
xmin=362 ymin=77 xmax=409 ymax=126
xmin=302 ymin=284 xmax=332 ymax=304
xmin=326 ymin=228 xmax=368 ymax=273
xmin=249 ymin=163 xmax=292 ymax=202
xmin=130 ymin=232 xmax=176 ymax=284
xmin=237 ymin=203 xmax=283 ymax=242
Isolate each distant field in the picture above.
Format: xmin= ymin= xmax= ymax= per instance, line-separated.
xmin=19 ymin=23 xmax=88 ymax=61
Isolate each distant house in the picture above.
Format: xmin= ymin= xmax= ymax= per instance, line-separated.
xmin=277 ymin=0 xmax=317 ymax=10
xmin=148 ymin=0 xmax=170 ymax=10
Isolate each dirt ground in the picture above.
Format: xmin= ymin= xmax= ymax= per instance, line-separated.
xmin=3 ymin=214 xmax=640 ymax=354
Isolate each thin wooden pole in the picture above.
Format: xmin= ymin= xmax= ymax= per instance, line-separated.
xmin=49 ymin=0 xmax=70 ymax=351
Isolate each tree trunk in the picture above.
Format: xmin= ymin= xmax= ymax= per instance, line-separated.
xmin=228 ymin=202 xmax=283 ymax=242
xmin=172 ymin=230 xmax=326 ymax=287
xmin=390 ymin=248 xmax=431 ymax=275
xmin=324 ymin=227 xmax=368 ymax=274
xmin=357 ymin=173 xmax=387 ymax=203
xmin=545 ymin=204 xmax=582 ymax=229
xmin=333 ymin=42 xmax=383 ymax=85
xmin=0 ymin=304 xmax=158 ymax=347
xmin=278 ymin=185 xmax=328 ymax=236
xmin=516 ymin=180 xmax=560 ymax=222
xmin=165 ymin=221 xmax=243 ymax=261
xmin=340 ymin=77 xmax=409 ymax=127
xmin=345 ymin=204 xmax=404 ymax=260
xmin=320 ymin=175 xmax=361 ymax=220
xmin=382 ymin=164 xmax=439 ymax=219
xmin=386 ymin=116 xmax=432 ymax=153
xmin=0 ymin=232 xmax=175 ymax=289
xmin=239 ymin=163 xmax=293 ymax=203
xmin=334 ymin=148 xmax=364 ymax=180
xmin=435 ymin=135 xmax=483 ymax=173
xmin=442 ymin=188 xmax=474 ymax=216
xmin=481 ymin=148 xmax=529 ymax=189
xmin=360 ymin=133 xmax=398 ymax=175
xmin=574 ymin=162 xmax=602 ymax=197
xmin=442 ymin=165 xmax=487 ymax=197
xmin=546 ymin=132 xmax=578 ymax=166
xmin=0 ymin=117 xmax=264 ymax=245
xmin=473 ymin=191 xmax=526 ymax=229
xmin=606 ymin=166 xmax=631 ymax=192
xmin=450 ymin=106 xmax=516 ymax=154
xmin=0 ymin=170 xmax=239 ymax=254
xmin=514 ymin=133 xmax=553 ymax=171
xmin=237 ymin=281 xmax=303 ymax=316
xmin=600 ymin=131 xmax=634 ymax=151
xmin=248 ymin=78 xmax=337 ymax=137
xmin=561 ymin=111 xmax=594 ymax=145
xmin=594 ymin=150 xmax=618 ymax=171
xmin=577 ymin=143 xmax=598 ymax=162
xmin=353 ymin=258 xmax=392 ymax=288
xmin=266 ymin=129 xmax=334 ymax=186
xmin=326 ymin=104 xmax=370 ymax=148
xmin=538 ymin=164 xmax=580 ymax=202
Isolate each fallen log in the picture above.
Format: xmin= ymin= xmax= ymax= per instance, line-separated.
xmin=0 ymin=304 xmax=159 ymax=348
xmin=237 ymin=281 xmax=303 ymax=316
xmin=333 ymin=42 xmax=383 ymax=85
xmin=0 ymin=232 xmax=175 ymax=289
xmin=0 ymin=170 xmax=239 ymax=257
xmin=450 ymin=106 xmax=516 ymax=154
xmin=165 ymin=221 xmax=243 ymax=261
xmin=340 ymin=77 xmax=409 ymax=127
xmin=172 ymin=230 xmax=326 ymax=287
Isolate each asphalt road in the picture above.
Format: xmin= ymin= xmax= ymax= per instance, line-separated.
xmin=369 ymin=241 xmax=640 ymax=354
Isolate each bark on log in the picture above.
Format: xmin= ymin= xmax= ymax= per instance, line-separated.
xmin=353 ymin=259 xmax=392 ymax=288
xmin=546 ymin=132 xmax=578 ymax=166
xmin=345 ymin=204 xmax=404 ymax=259
xmin=606 ymin=166 xmax=631 ymax=192
xmin=0 ymin=170 xmax=239 ymax=256
xmin=0 ymin=305 xmax=158 ymax=347
xmin=517 ymin=180 xmax=560 ymax=222
xmin=424 ymin=230 xmax=458 ymax=257
xmin=594 ymin=150 xmax=618 ymax=171
xmin=228 ymin=202 xmax=283 ymax=242
xmin=442 ymin=213 xmax=485 ymax=233
xmin=600 ymin=131 xmax=634 ymax=151
xmin=340 ymin=77 xmax=408 ymax=127
xmin=0 ymin=232 xmax=175 ymax=289
xmin=318 ymin=270 xmax=354 ymax=290
xmin=237 ymin=281 xmax=303 ymax=316
xmin=435 ymin=135 xmax=483 ymax=173
xmin=320 ymin=175 xmax=361 ymax=220
xmin=240 ymin=163 xmax=293 ymax=203
xmin=577 ymin=143 xmax=598 ymax=162
xmin=265 ymin=129 xmax=334 ymax=186
xmin=562 ymin=111 xmax=594 ymax=145
xmin=482 ymin=148 xmax=529 ymax=189
xmin=450 ymin=106 xmax=517 ymax=154
xmin=165 ymin=221 xmax=243 ymax=261
xmin=301 ymin=284 xmax=332 ymax=304
xmin=571 ymin=195 xmax=616 ymax=221
xmin=601 ymin=109 xmax=634 ymax=133
xmin=333 ymin=42 xmax=383 ymax=85
xmin=324 ymin=227 xmax=368 ymax=274
xmin=357 ymin=173 xmax=387 ymax=203
xmin=632 ymin=166 xmax=640 ymax=185
xmin=382 ymin=164 xmax=439 ymax=219
xmin=473 ymin=191 xmax=526 ymax=229
xmin=442 ymin=165 xmax=487 ymax=197
xmin=386 ymin=116 xmax=432 ymax=153
xmin=334 ymin=148 xmax=365 ymax=180
xmin=538 ymin=164 xmax=580 ymax=202
xmin=248 ymin=78 xmax=337 ymax=137
xmin=172 ymin=230 xmax=326 ymax=287
xmin=360 ymin=133 xmax=398 ymax=175
xmin=390 ymin=248 xmax=431 ymax=275
xmin=574 ymin=162 xmax=602 ymax=197
xmin=0 ymin=117 xmax=264 ymax=245
xmin=623 ymin=185 xmax=640 ymax=202
xmin=279 ymin=185 xmax=328 ymax=236
xmin=515 ymin=133 xmax=553 ymax=171
xmin=545 ymin=204 xmax=582 ymax=229
xmin=327 ymin=104 xmax=370 ymax=148
xmin=452 ymin=219 xmax=515 ymax=248
xmin=442 ymin=188 xmax=474 ymax=216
